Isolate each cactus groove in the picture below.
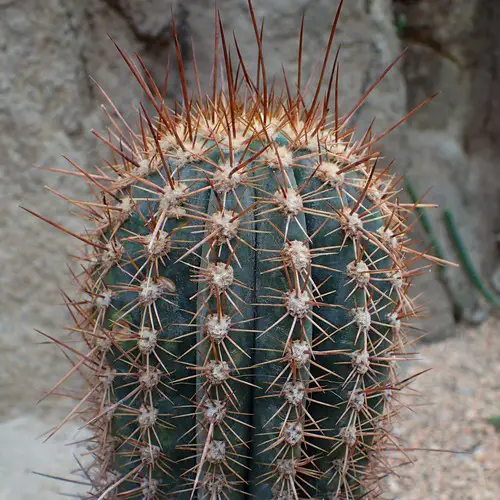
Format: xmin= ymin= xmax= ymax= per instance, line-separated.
xmin=30 ymin=1 xmax=448 ymax=498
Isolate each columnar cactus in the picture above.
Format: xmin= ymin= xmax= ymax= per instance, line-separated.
xmin=31 ymin=2 xmax=444 ymax=499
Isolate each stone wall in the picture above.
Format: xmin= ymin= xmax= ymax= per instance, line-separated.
xmin=394 ymin=0 xmax=500 ymax=325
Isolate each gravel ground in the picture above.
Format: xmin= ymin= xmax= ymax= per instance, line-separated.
xmin=0 ymin=320 xmax=498 ymax=499
xmin=386 ymin=319 xmax=500 ymax=499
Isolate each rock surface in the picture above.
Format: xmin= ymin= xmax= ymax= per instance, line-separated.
xmin=393 ymin=0 xmax=500 ymax=326
xmin=1 ymin=0 xmax=499 ymax=494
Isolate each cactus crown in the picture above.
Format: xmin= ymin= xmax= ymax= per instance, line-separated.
xmin=31 ymin=1 xmax=445 ymax=499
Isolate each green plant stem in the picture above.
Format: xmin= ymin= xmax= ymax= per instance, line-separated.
xmin=444 ymin=209 xmax=500 ymax=306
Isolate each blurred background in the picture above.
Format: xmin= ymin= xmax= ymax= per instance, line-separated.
xmin=0 ymin=0 xmax=499 ymax=498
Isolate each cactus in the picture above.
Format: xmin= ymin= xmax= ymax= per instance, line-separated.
xmin=29 ymin=2 xmax=445 ymax=499
xmin=405 ymin=178 xmax=498 ymax=321
xmin=444 ymin=209 xmax=500 ymax=307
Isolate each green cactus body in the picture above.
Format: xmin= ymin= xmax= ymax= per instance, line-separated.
xmin=33 ymin=3 xmax=432 ymax=499
xmin=75 ymin=115 xmax=409 ymax=500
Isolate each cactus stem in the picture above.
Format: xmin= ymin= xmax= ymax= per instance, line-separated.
xmin=25 ymin=1 xmax=451 ymax=498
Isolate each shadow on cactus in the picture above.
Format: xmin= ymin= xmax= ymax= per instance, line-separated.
xmin=26 ymin=1 xmax=452 ymax=498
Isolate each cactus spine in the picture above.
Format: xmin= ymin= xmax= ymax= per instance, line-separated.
xmin=31 ymin=2 xmax=444 ymax=498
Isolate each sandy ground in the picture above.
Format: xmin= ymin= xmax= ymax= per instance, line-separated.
xmin=0 ymin=416 xmax=89 ymax=499
xmin=0 ymin=320 xmax=498 ymax=499
xmin=386 ymin=319 xmax=500 ymax=499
